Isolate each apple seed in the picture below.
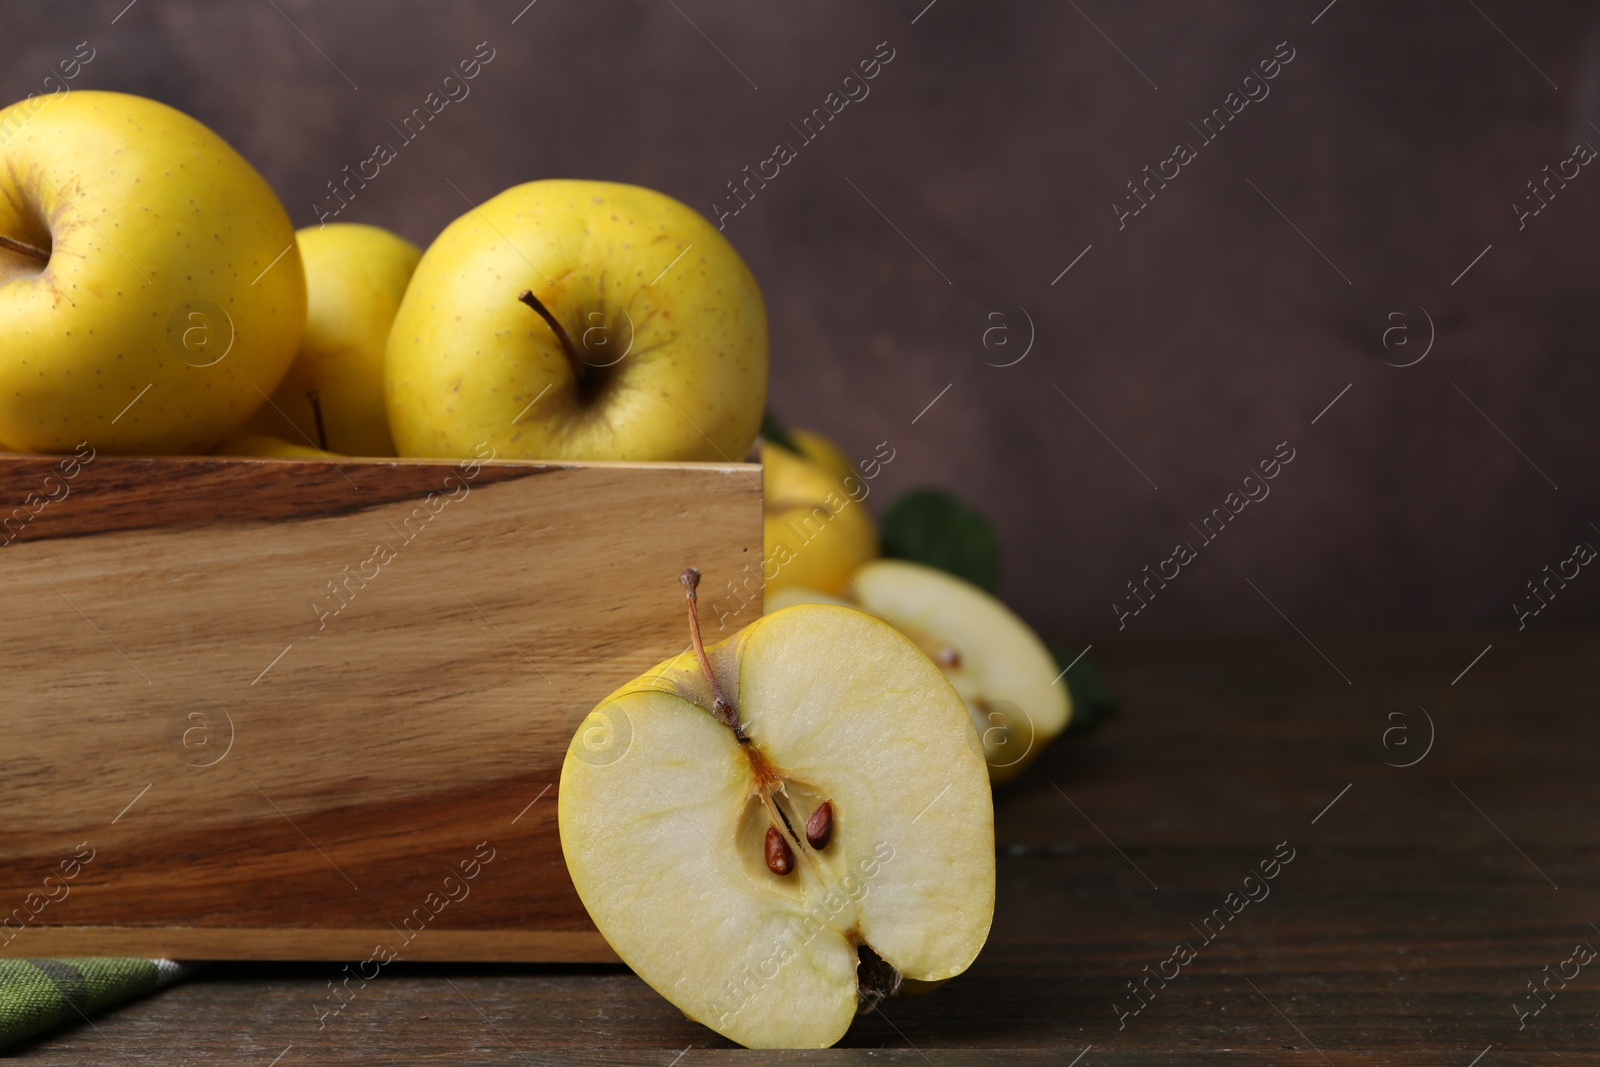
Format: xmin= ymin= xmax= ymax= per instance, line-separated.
xmin=805 ymin=800 xmax=833 ymax=850
xmin=764 ymin=825 xmax=794 ymax=876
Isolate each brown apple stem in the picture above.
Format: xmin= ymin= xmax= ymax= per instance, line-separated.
xmin=306 ymin=389 xmax=329 ymax=452
xmin=680 ymin=567 xmax=745 ymax=741
xmin=0 ymin=234 xmax=49 ymax=264
xmin=518 ymin=289 xmax=589 ymax=388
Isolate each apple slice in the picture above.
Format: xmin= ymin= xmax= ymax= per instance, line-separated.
xmin=767 ymin=560 xmax=1070 ymax=784
xmin=559 ymin=571 xmax=993 ymax=1049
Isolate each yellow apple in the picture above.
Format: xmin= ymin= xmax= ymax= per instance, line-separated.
xmin=0 ymin=91 xmax=304 ymax=454
xmin=213 ymin=433 xmax=335 ymax=459
xmin=243 ymin=223 xmax=419 ymax=456
xmin=386 ymin=180 xmax=766 ymax=461
xmin=559 ymin=571 xmax=993 ymax=1048
xmin=788 ymin=427 xmax=854 ymax=485
xmin=768 ymin=560 xmax=1070 ymax=784
xmin=762 ymin=442 xmax=877 ymax=597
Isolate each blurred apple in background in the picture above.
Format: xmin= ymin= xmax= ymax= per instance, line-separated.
xmin=239 ymin=223 xmax=419 ymax=456
xmin=769 ymin=560 xmax=1070 ymax=784
xmin=0 ymin=90 xmax=304 ymax=454
xmin=761 ymin=441 xmax=877 ymax=597
xmin=788 ymin=427 xmax=854 ymax=485
xmin=386 ymin=179 xmax=766 ymax=462
xmin=760 ymin=415 xmax=860 ymax=488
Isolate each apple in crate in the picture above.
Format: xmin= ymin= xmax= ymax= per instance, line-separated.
xmin=559 ymin=570 xmax=994 ymax=1049
xmin=0 ymin=91 xmax=304 ymax=454
xmin=786 ymin=427 xmax=856 ymax=486
xmin=762 ymin=440 xmax=877 ymax=597
xmin=386 ymin=180 xmax=766 ymax=462
xmin=214 ymin=434 xmax=330 ymax=459
xmin=240 ymin=223 xmax=420 ymax=456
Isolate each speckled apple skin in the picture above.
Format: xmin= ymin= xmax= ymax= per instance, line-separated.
xmin=0 ymin=90 xmax=305 ymax=454
xmin=385 ymin=179 xmax=766 ymax=462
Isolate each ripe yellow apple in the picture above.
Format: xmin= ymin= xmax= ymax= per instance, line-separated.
xmin=386 ymin=180 xmax=766 ymax=461
xmin=243 ymin=223 xmax=419 ymax=456
xmin=787 ymin=427 xmax=854 ymax=485
xmin=214 ymin=433 xmax=335 ymax=459
xmin=768 ymin=560 xmax=1070 ymax=784
xmin=762 ymin=442 xmax=877 ymax=597
xmin=0 ymin=91 xmax=304 ymax=454
xmin=560 ymin=571 xmax=993 ymax=1048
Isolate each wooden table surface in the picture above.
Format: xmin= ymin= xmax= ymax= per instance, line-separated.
xmin=16 ymin=632 xmax=1599 ymax=1065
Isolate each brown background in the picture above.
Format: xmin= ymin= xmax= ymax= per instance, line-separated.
xmin=6 ymin=0 xmax=1599 ymax=637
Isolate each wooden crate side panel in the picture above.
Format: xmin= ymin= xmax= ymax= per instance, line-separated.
xmin=0 ymin=458 xmax=761 ymax=960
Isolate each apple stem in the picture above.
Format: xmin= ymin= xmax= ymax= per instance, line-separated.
xmin=0 ymin=234 xmax=49 ymax=264
xmin=680 ymin=567 xmax=745 ymax=741
xmin=518 ymin=289 xmax=589 ymax=389
xmin=306 ymin=389 xmax=329 ymax=452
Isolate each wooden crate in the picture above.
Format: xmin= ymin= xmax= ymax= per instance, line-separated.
xmin=0 ymin=453 xmax=762 ymax=962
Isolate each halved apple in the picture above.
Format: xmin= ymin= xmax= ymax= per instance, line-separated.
xmin=768 ymin=560 xmax=1070 ymax=784
xmin=559 ymin=572 xmax=994 ymax=1049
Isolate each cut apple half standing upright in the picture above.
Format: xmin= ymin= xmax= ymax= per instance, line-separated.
xmin=559 ymin=572 xmax=994 ymax=1049
xmin=768 ymin=560 xmax=1071 ymax=784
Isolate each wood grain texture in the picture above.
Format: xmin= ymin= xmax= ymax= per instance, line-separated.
xmin=0 ymin=455 xmax=762 ymax=962
xmin=9 ymin=632 xmax=1598 ymax=1063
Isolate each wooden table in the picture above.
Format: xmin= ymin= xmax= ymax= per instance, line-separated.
xmin=15 ymin=632 xmax=1599 ymax=1065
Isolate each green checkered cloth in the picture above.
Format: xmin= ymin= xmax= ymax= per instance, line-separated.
xmin=0 ymin=958 xmax=189 ymax=1051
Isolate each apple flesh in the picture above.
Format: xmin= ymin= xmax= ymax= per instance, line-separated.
xmin=386 ymin=179 xmax=766 ymax=462
xmin=559 ymin=584 xmax=994 ymax=1049
xmin=768 ymin=560 xmax=1070 ymax=784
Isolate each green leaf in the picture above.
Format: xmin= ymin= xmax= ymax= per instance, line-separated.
xmin=880 ymin=487 xmax=1001 ymax=592
xmin=1050 ymin=647 xmax=1118 ymax=734
xmin=760 ymin=409 xmax=800 ymax=454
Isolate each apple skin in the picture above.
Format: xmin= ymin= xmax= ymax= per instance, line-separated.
xmin=788 ymin=428 xmax=855 ymax=485
xmin=0 ymin=91 xmax=305 ymax=454
xmin=213 ymin=433 xmax=335 ymax=459
xmin=762 ymin=442 xmax=877 ymax=597
xmin=386 ymin=179 xmax=767 ymax=461
xmin=243 ymin=224 xmax=419 ymax=456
